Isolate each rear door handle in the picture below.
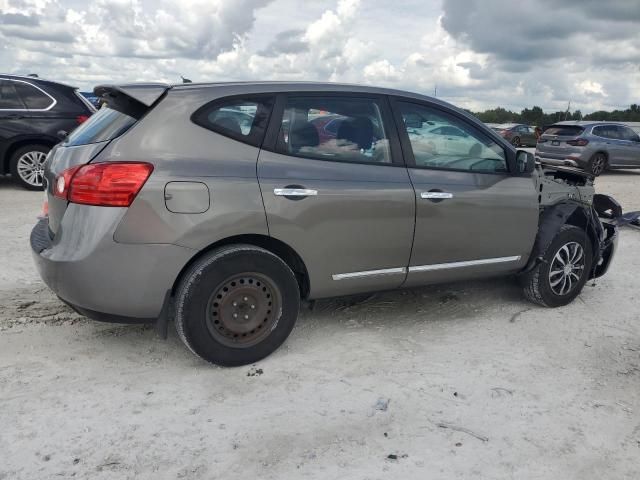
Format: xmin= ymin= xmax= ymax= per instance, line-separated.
xmin=274 ymin=187 xmax=318 ymax=199
xmin=421 ymin=191 xmax=453 ymax=200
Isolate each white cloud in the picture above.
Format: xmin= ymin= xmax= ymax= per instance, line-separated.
xmin=0 ymin=0 xmax=638 ymax=113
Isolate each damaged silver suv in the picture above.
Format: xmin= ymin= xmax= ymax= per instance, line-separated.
xmin=31 ymin=82 xmax=619 ymax=366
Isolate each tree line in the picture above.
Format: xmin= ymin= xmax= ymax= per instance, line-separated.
xmin=468 ymin=104 xmax=640 ymax=126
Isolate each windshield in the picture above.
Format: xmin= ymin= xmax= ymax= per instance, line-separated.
xmin=63 ymin=107 xmax=137 ymax=146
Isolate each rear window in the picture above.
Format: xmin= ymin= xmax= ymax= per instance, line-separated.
xmin=63 ymin=107 xmax=136 ymax=146
xmin=543 ymin=125 xmax=584 ymax=136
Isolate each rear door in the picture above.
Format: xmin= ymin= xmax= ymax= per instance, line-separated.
xmin=391 ymin=98 xmax=538 ymax=286
xmin=592 ymin=125 xmax=627 ymax=166
xmin=257 ymin=93 xmax=415 ymax=298
xmin=617 ymin=126 xmax=640 ymax=165
xmin=0 ymin=80 xmax=28 ymax=159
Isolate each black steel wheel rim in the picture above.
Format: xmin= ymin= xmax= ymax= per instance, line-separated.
xmin=548 ymin=241 xmax=585 ymax=296
xmin=205 ymin=273 xmax=281 ymax=348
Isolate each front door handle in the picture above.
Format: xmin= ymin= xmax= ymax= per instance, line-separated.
xmin=421 ymin=191 xmax=453 ymax=200
xmin=274 ymin=187 xmax=318 ymax=199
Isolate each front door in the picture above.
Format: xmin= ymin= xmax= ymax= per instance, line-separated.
xmin=258 ymin=93 xmax=415 ymax=298
xmin=391 ymin=99 xmax=539 ymax=286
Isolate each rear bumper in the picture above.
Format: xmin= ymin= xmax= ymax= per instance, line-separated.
xmin=535 ymin=155 xmax=581 ymax=168
xmin=31 ymin=208 xmax=195 ymax=321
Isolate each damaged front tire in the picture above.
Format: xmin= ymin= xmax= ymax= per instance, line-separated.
xmin=521 ymin=225 xmax=593 ymax=307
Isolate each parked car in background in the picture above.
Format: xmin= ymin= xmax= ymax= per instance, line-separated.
xmin=80 ymin=91 xmax=101 ymax=109
xmin=0 ymin=74 xmax=95 ymax=189
xmin=492 ymin=123 xmax=537 ymax=147
xmin=536 ymin=121 xmax=640 ymax=176
xmin=32 ymin=82 xmax=618 ymax=366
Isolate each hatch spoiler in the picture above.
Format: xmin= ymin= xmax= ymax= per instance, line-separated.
xmin=94 ymin=83 xmax=170 ymax=118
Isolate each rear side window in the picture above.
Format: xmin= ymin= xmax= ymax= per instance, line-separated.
xmin=13 ymin=82 xmax=54 ymax=109
xmin=0 ymin=80 xmax=26 ymax=109
xmin=192 ymin=95 xmax=274 ymax=147
xmin=592 ymin=125 xmax=620 ymax=139
xmin=63 ymin=107 xmax=136 ymax=146
xmin=276 ymin=96 xmax=392 ymax=164
xmin=544 ymin=125 xmax=584 ymax=136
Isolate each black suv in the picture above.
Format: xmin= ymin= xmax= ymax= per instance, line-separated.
xmin=0 ymin=75 xmax=95 ymax=189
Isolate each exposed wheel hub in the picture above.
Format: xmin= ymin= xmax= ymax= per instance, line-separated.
xmin=206 ymin=274 xmax=279 ymax=347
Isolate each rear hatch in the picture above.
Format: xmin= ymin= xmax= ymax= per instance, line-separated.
xmin=537 ymin=124 xmax=585 ymax=156
xmin=44 ymin=84 xmax=168 ymax=234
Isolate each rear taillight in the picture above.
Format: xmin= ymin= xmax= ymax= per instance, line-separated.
xmin=76 ymin=115 xmax=89 ymax=125
xmin=53 ymin=162 xmax=153 ymax=207
xmin=53 ymin=165 xmax=82 ymax=199
xmin=566 ymin=138 xmax=589 ymax=146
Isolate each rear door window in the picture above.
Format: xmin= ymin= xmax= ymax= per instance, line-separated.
xmin=13 ymin=82 xmax=55 ymax=109
xmin=0 ymin=80 xmax=26 ymax=109
xmin=620 ymin=126 xmax=640 ymax=142
xmin=192 ymin=95 xmax=274 ymax=147
xmin=63 ymin=107 xmax=136 ymax=146
xmin=276 ymin=96 xmax=392 ymax=164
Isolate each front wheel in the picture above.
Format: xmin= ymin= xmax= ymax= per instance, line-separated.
xmin=175 ymin=245 xmax=300 ymax=366
xmin=521 ymin=225 xmax=592 ymax=307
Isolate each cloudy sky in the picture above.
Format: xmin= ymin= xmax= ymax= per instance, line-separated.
xmin=1 ymin=0 xmax=638 ymax=113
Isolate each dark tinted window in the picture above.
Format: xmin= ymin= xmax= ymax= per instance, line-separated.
xmin=192 ymin=95 xmax=274 ymax=147
xmin=592 ymin=125 xmax=620 ymax=139
xmin=14 ymin=82 xmax=54 ymax=109
xmin=397 ymin=101 xmax=507 ymax=173
xmin=277 ymin=96 xmax=391 ymax=164
xmin=544 ymin=125 xmax=584 ymax=136
xmin=619 ymin=126 xmax=640 ymax=142
xmin=0 ymin=80 xmax=25 ymax=109
xmin=63 ymin=107 xmax=136 ymax=146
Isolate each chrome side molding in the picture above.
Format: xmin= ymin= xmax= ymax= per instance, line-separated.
xmin=409 ymin=255 xmax=521 ymax=272
xmin=332 ymin=267 xmax=406 ymax=281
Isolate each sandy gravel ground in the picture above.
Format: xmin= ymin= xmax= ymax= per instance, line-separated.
xmin=1 ymin=171 xmax=639 ymax=480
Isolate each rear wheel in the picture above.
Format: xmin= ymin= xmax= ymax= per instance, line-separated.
xmin=10 ymin=145 xmax=50 ymax=190
xmin=175 ymin=245 xmax=300 ymax=366
xmin=587 ymin=152 xmax=607 ymax=176
xmin=511 ymin=136 xmax=521 ymax=147
xmin=521 ymin=225 xmax=592 ymax=307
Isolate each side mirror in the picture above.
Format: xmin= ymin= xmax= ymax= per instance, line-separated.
xmin=57 ymin=130 xmax=68 ymax=141
xmin=516 ymin=150 xmax=535 ymax=174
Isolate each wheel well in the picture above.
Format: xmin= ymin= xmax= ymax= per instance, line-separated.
xmin=172 ymin=235 xmax=310 ymax=299
xmin=566 ymin=207 xmax=599 ymax=254
xmin=3 ymin=139 xmax=55 ymax=174
xmin=591 ymin=150 xmax=608 ymax=162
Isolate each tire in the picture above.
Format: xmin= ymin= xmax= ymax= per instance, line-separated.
xmin=511 ymin=136 xmax=521 ymax=147
xmin=175 ymin=245 xmax=300 ymax=366
xmin=521 ymin=225 xmax=593 ymax=308
xmin=10 ymin=144 xmax=50 ymax=190
xmin=587 ymin=152 xmax=607 ymax=176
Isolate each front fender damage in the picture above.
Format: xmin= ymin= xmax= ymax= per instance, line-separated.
xmin=523 ymin=165 xmax=620 ymax=279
